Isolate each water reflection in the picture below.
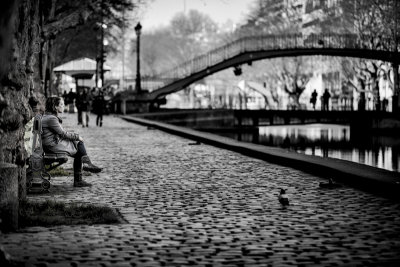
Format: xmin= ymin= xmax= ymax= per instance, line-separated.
xmin=257 ymin=124 xmax=400 ymax=172
xmin=215 ymin=124 xmax=400 ymax=172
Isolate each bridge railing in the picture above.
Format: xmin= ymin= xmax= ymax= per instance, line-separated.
xmin=151 ymin=34 xmax=396 ymax=90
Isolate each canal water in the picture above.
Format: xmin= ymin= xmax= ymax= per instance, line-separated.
xmin=216 ymin=124 xmax=400 ymax=173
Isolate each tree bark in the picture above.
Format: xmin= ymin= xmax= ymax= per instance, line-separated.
xmin=0 ymin=1 xmax=20 ymax=78
xmin=47 ymin=40 xmax=55 ymax=95
xmin=0 ymin=0 xmax=41 ymax=230
xmin=0 ymin=163 xmax=19 ymax=232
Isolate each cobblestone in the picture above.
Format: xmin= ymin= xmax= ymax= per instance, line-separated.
xmin=1 ymin=113 xmax=400 ymax=266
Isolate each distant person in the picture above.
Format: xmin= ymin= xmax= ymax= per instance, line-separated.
xmin=322 ymin=88 xmax=331 ymax=111
xmin=41 ymin=96 xmax=102 ymax=187
xmin=358 ymin=93 xmax=366 ymax=111
xmin=62 ymin=90 xmax=68 ymax=103
xmin=382 ymin=98 xmax=388 ymax=111
xmin=93 ymin=91 xmax=105 ymax=127
xmin=66 ymin=88 xmax=76 ymax=113
xmin=310 ymin=89 xmax=318 ymax=110
xmin=62 ymin=90 xmax=68 ymax=112
xmin=89 ymin=88 xmax=96 ymax=113
xmin=75 ymin=90 xmax=83 ymax=125
xmin=80 ymin=89 xmax=91 ymax=127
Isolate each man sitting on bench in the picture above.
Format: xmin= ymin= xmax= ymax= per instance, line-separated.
xmin=42 ymin=96 xmax=102 ymax=187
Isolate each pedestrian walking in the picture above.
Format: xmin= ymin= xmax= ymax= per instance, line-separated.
xmin=382 ymin=98 xmax=388 ymax=111
xmin=66 ymin=88 xmax=76 ymax=113
xmin=62 ymin=90 xmax=68 ymax=103
xmin=80 ymin=89 xmax=91 ymax=127
xmin=93 ymin=91 xmax=105 ymax=127
xmin=75 ymin=90 xmax=83 ymax=125
xmin=310 ymin=89 xmax=318 ymax=110
xmin=322 ymin=88 xmax=331 ymax=111
xmin=41 ymin=96 xmax=102 ymax=187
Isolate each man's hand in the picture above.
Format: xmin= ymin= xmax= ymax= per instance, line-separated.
xmin=78 ymin=136 xmax=84 ymax=142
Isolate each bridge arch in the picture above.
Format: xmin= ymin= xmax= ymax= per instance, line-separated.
xmin=150 ymin=49 xmax=397 ymax=100
xmin=130 ymin=34 xmax=399 ymax=102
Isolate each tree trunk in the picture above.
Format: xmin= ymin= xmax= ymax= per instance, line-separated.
xmin=0 ymin=163 xmax=19 ymax=232
xmin=0 ymin=0 xmax=41 ymax=230
xmin=287 ymin=92 xmax=301 ymax=109
xmin=393 ymin=62 xmax=399 ymax=113
xmin=41 ymin=0 xmax=56 ymax=97
xmin=374 ymin=79 xmax=380 ymax=111
xmin=40 ymin=40 xmax=47 ymax=97
xmin=46 ymin=40 xmax=55 ymax=95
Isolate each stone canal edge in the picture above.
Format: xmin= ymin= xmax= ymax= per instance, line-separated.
xmin=121 ymin=115 xmax=400 ymax=201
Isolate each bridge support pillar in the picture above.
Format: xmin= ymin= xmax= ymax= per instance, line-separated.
xmin=252 ymin=117 xmax=259 ymax=127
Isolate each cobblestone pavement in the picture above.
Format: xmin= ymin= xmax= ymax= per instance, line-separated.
xmin=1 ymin=113 xmax=400 ymax=266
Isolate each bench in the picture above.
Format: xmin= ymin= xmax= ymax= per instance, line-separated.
xmin=26 ymin=114 xmax=68 ymax=192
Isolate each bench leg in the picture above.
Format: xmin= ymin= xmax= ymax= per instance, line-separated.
xmin=26 ymin=169 xmax=51 ymax=193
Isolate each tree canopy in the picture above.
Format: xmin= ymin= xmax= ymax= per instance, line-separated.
xmin=130 ymin=9 xmax=224 ymax=76
xmin=41 ymin=0 xmax=138 ymax=40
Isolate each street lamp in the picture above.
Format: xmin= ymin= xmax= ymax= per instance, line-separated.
xmin=134 ymin=22 xmax=142 ymax=94
xmin=100 ymin=23 xmax=107 ymax=87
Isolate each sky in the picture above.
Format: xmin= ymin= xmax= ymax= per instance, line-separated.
xmin=138 ymin=0 xmax=254 ymax=31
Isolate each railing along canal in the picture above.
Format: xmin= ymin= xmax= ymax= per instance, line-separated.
xmin=149 ymin=34 xmax=396 ymax=90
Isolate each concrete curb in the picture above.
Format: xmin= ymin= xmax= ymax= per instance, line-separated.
xmin=121 ymin=115 xmax=400 ymax=200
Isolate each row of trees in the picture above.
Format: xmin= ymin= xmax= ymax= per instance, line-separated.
xmin=129 ymin=0 xmax=399 ymax=110
xmin=237 ymin=0 xmax=400 ymax=109
xmin=128 ymin=9 xmax=233 ymax=76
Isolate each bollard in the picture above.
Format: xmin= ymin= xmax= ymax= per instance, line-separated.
xmin=0 ymin=162 xmax=19 ymax=232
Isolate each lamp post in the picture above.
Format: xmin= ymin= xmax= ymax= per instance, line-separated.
xmin=134 ymin=22 xmax=142 ymax=94
xmin=100 ymin=23 xmax=107 ymax=87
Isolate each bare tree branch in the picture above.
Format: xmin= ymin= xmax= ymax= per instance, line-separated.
xmin=42 ymin=6 xmax=93 ymax=40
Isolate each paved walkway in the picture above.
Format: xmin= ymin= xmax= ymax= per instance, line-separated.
xmin=1 ymin=113 xmax=400 ymax=266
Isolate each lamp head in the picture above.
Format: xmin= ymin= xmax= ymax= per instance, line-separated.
xmin=135 ymin=22 xmax=142 ymax=35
